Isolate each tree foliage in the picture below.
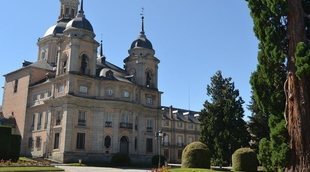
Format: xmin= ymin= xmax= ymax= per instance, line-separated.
xmin=247 ymin=95 xmax=269 ymax=150
xmin=246 ymin=0 xmax=310 ymax=170
xmin=200 ymin=71 xmax=250 ymax=166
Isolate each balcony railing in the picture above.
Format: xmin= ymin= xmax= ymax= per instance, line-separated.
xmin=78 ymin=120 xmax=86 ymax=126
xmin=105 ymin=121 xmax=112 ymax=128
xmin=162 ymin=141 xmax=170 ymax=146
xmin=119 ymin=122 xmax=133 ymax=129
xmin=146 ymin=127 xmax=153 ymax=133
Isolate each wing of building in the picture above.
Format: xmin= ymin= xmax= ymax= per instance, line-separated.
xmin=1 ymin=0 xmax=201 ymax=164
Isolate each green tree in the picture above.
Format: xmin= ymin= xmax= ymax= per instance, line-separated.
xmin=246 ymin=0 xmax=310 ymax=170
xmin=247 ymin=95 xmax=270 ymax=150
xmin=200 ymin=71 xmax=250 ymax=166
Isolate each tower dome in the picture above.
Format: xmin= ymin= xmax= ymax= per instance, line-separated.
xmin=66 ymin=0 xmax=93 ymax=32
xmin=44 ymin=21 xmax=67 ymax=37
xmin=130 ymin=15 xmax=153 ymax=50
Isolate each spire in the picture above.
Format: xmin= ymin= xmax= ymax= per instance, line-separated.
xmin=140 ymin=8 xmax=145 ymax=35
xmin=100 ymin=40 xmax=106 ymax=64
xmin=100 ymin=40 xmax=103 ymax=57
xmin=80 ymin=0 xmax=84 ymax=13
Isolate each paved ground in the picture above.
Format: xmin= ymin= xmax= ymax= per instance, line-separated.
xmin=57 ymin=166 xmax=150 ymax=172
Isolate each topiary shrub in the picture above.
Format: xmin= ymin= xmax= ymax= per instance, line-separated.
xmin=111 ymin=153 xmax=131 ymax=166
xmin=232 ymin=148 xmax=258 ymax=172
xmin=10 ymin=135 xmax=21 ymax=162
xmin=151 ymin=155 xmax=166 ymax=167
xmin=181 ymin=141 xmax=211 ymax=168
xmin=0 ymin=126 xmax=12 ymax=160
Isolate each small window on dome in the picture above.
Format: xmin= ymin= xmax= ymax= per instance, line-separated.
xmin=106 ymin=70 xmax=114 ymax=78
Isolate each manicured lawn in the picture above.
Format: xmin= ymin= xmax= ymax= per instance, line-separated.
xmin=169 ymin=168 xmax=220 ymax=172
xmin=0 ymin=166 xmax=64 ymax=172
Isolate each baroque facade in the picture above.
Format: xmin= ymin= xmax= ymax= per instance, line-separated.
xmin=1 ymin=0 xmax=200 ymax=164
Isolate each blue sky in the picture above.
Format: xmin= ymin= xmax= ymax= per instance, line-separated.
xmin=0 ymin=0 xmax=258 ymax=119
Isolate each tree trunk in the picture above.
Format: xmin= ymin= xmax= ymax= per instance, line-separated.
xmin=286 ymin=0 xmax=310 ymax=171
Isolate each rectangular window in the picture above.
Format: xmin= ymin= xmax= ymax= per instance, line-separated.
xmin=146 ymin=119 xmax=153 ymax=132
xmin=54 ymin=133 xmax=60 ymax=149
xmin=146 ymin=138 xmax=153 ymax=153
xmin=57 ymin=84 xmax=64 ymax=93
xmin=78 ymin=111 xmax=86 ymax=126
xmin=106 ymin=89 xmax=113 ymax=96
xmin=79 ymin=86 xmax=88 ymax=94
xmin=37 ymin=113 xmax=42 ymax=130
xmin=187 ymin=136 xmax=193 ymax=144
xmin=163 ymin=120 xmax=170 ymax=127
xmin=31 ymin=114 xmax=35 ymax=131
xmin=13 ymin=79 xmax=18 ymax=93
xmin=44 ymin=112 xmax=48 ymax=129
xmin=105 ymin=113 xmax=112 ymax=127
xmin=188 ymin=123 xmax=194 ymax=130
xmin=134 ymin=137 xmax=138 ymax=151
xmin=56 ymin=111 xmax=62 ymax=126
xmin=121 ymin=113 xmax=129 ymax=123
xmin=177 ymin=135 xmax=183 ymax=147
xmin=28 ymin=137 xmax=33 ymax=149
xmin=177 ymin=121 xmax=183 ymax=128
xmin=76 ymin=133 xmax=85 ymax=149
xmin=163 ymin=134 xmax=169 ymax=146
xmin=146 ymin=97 xmax=153 ymax=105
xmin=123 ymin=91 xmax=129 ymax=98
xmin=36 ymin=136 xmax=42 ymax=150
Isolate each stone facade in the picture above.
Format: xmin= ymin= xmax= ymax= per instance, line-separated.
xmin=1 ymin=0 xmax=200 ymax=164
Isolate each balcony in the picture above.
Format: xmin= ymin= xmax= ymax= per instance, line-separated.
xmin=162 ymin=141 xmax=170 ymax=147
xmin=78 ymin=120 xmax=86 ymax=126
xmin=146 ymin=127 xmax=153 ymax=133
xmin=119 ymin=122 xmax=133 ymax=129
xmin=105 ymin=121 xmax=112 ymax=128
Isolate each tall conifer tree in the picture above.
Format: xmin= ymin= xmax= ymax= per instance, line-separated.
xmin=246 ymin=0 xmax=310 ymax=170
xmin=200 ymin=71 xmax=250 ymax=166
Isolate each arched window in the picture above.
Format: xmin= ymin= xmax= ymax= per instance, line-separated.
xmin=80 ymin=54 xmax=88 ymax=74
xmin=104 ymin=136 xmax=111 ymax=148
xmin=146 ymin=70 xmax=152 ymax=87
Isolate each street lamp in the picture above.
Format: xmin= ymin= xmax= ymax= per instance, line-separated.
xmin=156 ymin=130 xmax=163 ymax=168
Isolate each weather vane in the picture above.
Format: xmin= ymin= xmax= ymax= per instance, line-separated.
xmin=140 ymin=8 xmax=144 ymax=17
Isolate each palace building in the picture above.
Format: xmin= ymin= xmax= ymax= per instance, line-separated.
xmin=1 ymin=0 xmax=200 ymax=164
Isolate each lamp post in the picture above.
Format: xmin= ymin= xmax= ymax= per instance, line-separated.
xmin=156 ymin=130 xmax=163 ymax=168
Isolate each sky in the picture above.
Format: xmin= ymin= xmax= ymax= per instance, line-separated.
xmin=0 ymin=0 xmax=258 ymax=119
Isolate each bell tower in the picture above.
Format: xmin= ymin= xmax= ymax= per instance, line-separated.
xmin=59 ymin=0 xmax=79 ymax=21
xmin=124 ymin=14 xmax=160 ymax=89
xmin=57 ymin=0 xmax=98 ymax=77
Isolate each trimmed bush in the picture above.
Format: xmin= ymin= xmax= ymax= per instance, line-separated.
xmin=111 ymin=153 xmax=131 ymax=166
xmin=232 ymin=148 xmax=258 ymax=172
xmin=151 ymin=155 xmax=166 ymax=167
xmin=10 ymin=135 xmax=21 ymax=162
xmin=0 ymin=126 xmax=12 ymax=160
xmin=181 ymin=141 xmax=211 ymax=168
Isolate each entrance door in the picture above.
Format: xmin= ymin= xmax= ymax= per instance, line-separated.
xmin=120 ymin=136 xmax=129 ymax=154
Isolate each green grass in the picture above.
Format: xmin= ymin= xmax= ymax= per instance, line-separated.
xmin=169 ymin=169 xmax=210 ymax=172
xmin=0 ymin=166 xmax=64 ymax=172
